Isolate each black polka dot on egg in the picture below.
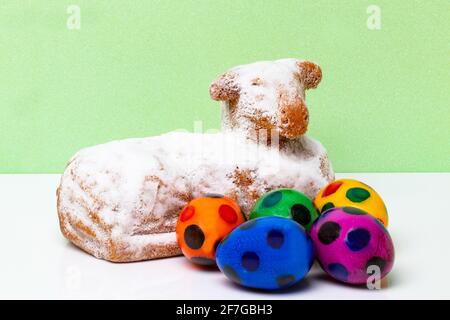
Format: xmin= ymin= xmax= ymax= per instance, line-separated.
xmin=290 ymin=204 xmax=311 ymax=227
xmin=321 ymin=202 xmax=334 ymax=213
xmin=318 ymin=221 xmax=341 ymax=245
xmin=328 ymin=263 xmax=349 ymax=282
xmin=366 ymin=256 xmax=387 ymax=273
xmin=262 ymin=190 xmax=282 ymax=208
xmin=184 ymin=224 xmax=205 ymax=250
xmin=276 ymin=274 xmax=296 ymax=288
xmin=241 ymin=251 xmax=260 ymax=272
xmin=190 ymin=256 xmax=216 ymax=266
xmin=223 ymin=265 xmax=241 ymax=284
xmin=342 ymin=206 xmax=367 ymax=215
xmin=267 ymin=229 xmax=284 ymax=249
xmin=345 ymin=228 xmax=371 ymax=251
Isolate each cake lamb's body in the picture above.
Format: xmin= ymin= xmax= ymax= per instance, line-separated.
xmin=57 ymin=58 xmax=334 ymax=262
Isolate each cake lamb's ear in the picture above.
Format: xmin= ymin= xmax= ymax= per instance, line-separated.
xmin=296 ymin=60 xmax=322 ymax=90
xmin=209 ymin=71 xmax=240 ymax=101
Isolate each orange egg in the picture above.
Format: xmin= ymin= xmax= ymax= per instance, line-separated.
xmin=176 ymin=195 xmax=245 ymax=266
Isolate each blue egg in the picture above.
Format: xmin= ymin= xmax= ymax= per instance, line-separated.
xmin=216 ymin=216 xmax=314 ymax=290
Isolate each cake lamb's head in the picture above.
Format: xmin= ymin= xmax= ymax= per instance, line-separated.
xmin=210 ymin=58 xmax=322 ymax=140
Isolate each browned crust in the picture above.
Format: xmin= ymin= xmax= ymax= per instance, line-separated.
xmin=108 ymin=238 xmax=181 ymax=263
xmin=57 ymin=154 xmax=333 ymax=262
xmin=231 ymin=168 xmax=255 ymax=188
xmin=68 ymin=169 xmax=112 ymax=233
xmin=58 ymin=197 xmax=181 ymax=262
xmin=227 ymin=168 xmax=260 ymax=217
xmin=57 ymin=169 xmax=183 ymax=263
xmin=57 ymin=178 xmax=109 ymax=259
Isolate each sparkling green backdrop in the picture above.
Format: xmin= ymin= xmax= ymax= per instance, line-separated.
xmin=0 ymin=0 xmax=449 ymax=173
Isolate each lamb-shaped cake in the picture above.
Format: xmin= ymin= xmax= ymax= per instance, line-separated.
xmin=57 ymin=58 xmax=334 ymax=262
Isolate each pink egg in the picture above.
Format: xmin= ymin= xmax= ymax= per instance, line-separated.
xmin=310 ymin=207 xmax=394 ymax=285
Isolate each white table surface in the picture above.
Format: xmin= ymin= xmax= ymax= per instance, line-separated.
xmin=0 ymin=173 xmax=449 ymax=300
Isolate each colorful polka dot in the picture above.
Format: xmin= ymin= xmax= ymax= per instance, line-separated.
xmin=342 ymin=206 xmax=367 ymax=215
xmin=318 ymin=221 xmax=341 ymax=245
xmin=267 ymin=229 xmax=284 ymax=249
xmin=322 ymin=181 xmax=343 ymax=197
xmin=346 ymin=187 xmax=370 ymax=203
xmin=180 ymin=205 xmax=195 ymax=222
xmin=321 ymin=202 xmax=334 ymax=213
xmin=290 ymin=204 xmax=311 ymax=227
xmin=219 ymin=204 xmax=238 ymax=224
xmin=262 ymin=190 xmax=282 ymax=208
xmin=328 ymin=263 xmax=348 ymax=281
xmin=184 ymin=224 xmax=205 ymax=250
xmin=346 ymin=228 xmax=371 ymax=251
xmin=320 ymin=207 xmax=337 ymax=218
xmin=241 ymin=251 xmax=260 ymax=271
xmin=366 ymin=256 xmax=387 ymax=273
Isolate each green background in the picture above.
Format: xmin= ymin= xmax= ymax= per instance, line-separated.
xmin=0 ymin=0 xmax=449 ymax=173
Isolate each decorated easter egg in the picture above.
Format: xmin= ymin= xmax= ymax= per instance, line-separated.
xmin=250 ymin=188 xmax=318 ymax=231
xmin=216 ymin=216 xmax=314 ymax=290
xmin=314 ymin=179 xmax=389 ymax=227
xmin=176 ymin=194 xmax=245 ymax=266
xmin=310 ymin=207 xmax=394 ymax=285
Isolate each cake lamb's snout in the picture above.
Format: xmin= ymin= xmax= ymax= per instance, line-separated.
xmin=209 ymin=58 xmax=322 ymax=140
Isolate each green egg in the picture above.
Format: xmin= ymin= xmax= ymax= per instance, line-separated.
xmin=250 ymin=188 xmax=318 ymax=231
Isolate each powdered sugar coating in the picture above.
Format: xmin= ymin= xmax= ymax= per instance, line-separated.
xmin=212 ymin=58 xmax=321 ymax=139
xmin=58 ymin=132 xmax=333 ymax=261
xmin=57 ymin=58 xmax=333 ymax=262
